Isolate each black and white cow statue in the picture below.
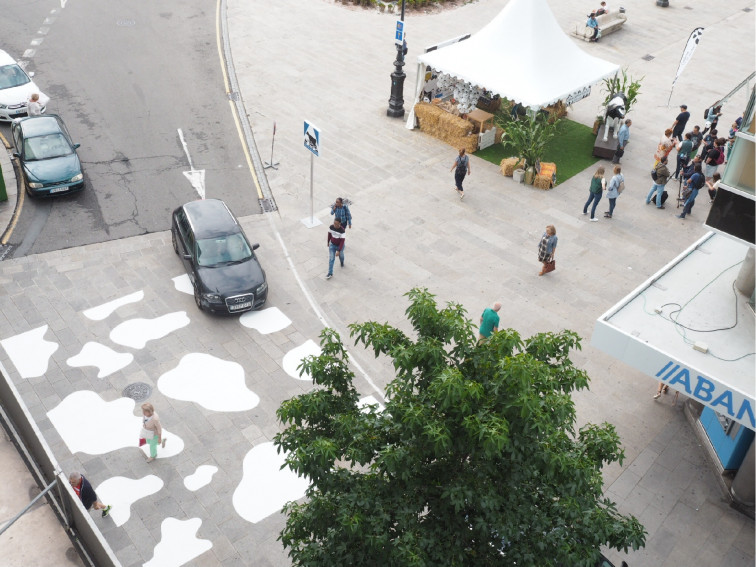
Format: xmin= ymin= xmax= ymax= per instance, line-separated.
xmin=602 ymin=91 xmax=627 ymax=142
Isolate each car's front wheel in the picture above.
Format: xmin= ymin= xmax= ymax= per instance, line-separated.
xmin=193 ymin=284 xmax=204 ymax=311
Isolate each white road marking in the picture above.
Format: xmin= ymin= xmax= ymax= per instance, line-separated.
xmin=158 ymin=353 xmax=260 ymax=412
xmin=232 ymin=442 xmax=308 ymax=524
xmin=95 ymin=475 xmax=163 ymax=527
xmin=282 ymin=340 xmax=321 ymax=381
xmin=178 ymin=128 xmax=206 ymax=199
xmin=239 ymin=306 xmax=292 ymax=334
xmin=83 ymin=290 xmax=144 ymax=321
xmin=172 ymin=274 xmax=193 ymax=295
xmin=144 ymin=518 xmax=212 ymax=567
xmin=67 ymin=342 xmax=133 ymax=378
xmin=109 ymin=312 xmax=190 ymax=349
xmin=184 ymin=465 xmax=218 ymax=492
xmin=1 ymin=325 xmax=58 ymax=379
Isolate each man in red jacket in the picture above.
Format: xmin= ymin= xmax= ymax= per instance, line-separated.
xmin=326 ymin=219 xmax=345 ymax=280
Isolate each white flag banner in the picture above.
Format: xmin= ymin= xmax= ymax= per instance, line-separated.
xmin=673 ymin=27 xmax=704 ymax=86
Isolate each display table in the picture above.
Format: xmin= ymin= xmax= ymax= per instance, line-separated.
xmin=466 ymin=109 xmax=495 ymax=134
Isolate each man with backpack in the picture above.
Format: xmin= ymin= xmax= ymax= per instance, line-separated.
xmin=677 ymin=164 xmax=705 ymax=219
xmin=645 ymin=155 xmax=671 ymax=209
xmin=703 ymin=138 xmax=726 ymax=181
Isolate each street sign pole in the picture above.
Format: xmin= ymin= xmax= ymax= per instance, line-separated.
xmin=264 ymin=121 xmax=279 ymax=170
xmin=301 ymin=120 xmax=322 ymax=228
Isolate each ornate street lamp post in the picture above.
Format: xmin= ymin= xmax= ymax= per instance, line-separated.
xmin=387 ymin=0 xmax=407 ymax=118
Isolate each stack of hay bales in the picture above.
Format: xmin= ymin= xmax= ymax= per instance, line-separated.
xmin=414 ymin=103 xmax=478 ymax=154
xmin=534 ymin=162 xmax=557 ymax=190
xmin=500 ymin=157 xmax=525 ymax=176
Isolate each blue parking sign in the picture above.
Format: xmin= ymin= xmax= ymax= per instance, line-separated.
xmin=395 ymin=20 xmax=404 ymax=45
xmin=304 ymin=121 xmax=320 ymax=157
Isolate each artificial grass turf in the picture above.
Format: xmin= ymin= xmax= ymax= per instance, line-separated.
xmin=474 ymin=119 xmax=600 ymax=185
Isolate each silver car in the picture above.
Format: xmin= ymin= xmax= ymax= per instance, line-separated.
xmin=0 ymin=49 xmax=49 ymax=122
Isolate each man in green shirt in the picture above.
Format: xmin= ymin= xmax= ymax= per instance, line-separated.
xmin=478 ymin=302 xmax=501 ymax=342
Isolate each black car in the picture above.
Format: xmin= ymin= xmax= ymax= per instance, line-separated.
xmin=171 ymin=199 xmax=268 ymax=313
xmin=11 ymin=114 xmax=84 ymax=196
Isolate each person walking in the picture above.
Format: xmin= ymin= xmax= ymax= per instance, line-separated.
xmin=671 ymin=104 xmax=690 ymax=141
xmin=330 ymin=197 xmax=352 ymax=229
xmin=611 ymin=119 xmax=631 ymax=164
xmin=478 ymin=302 xmax=501 ymax=342
xmin=140 ymin=403 xmax=166 ymax=463
xmin=604 ymin=165 xmax=624 ymax=219
xmin=325 ymin=218 xmax=346 ymax=280
xmin=583 ymin=166 xmax=605 ymax=222
xmin=673 ymin=132 xmax=694 ymax=179
xmin=450 ymin=148 xmax=471 ymax=200
xmin=27 ymin=93 xmax=42 ymax=117
xmin=676 ymin=164 xmax=704 ymax=219
xmin=646 ymin=155 xmax=671 ymax=209
xmin=69 ymin=472 xmax=111 ymax=517
xmin=537 ymin=225 xmax=558 ymax=276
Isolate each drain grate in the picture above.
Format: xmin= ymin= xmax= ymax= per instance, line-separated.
xmin=259 ymin=198 xmax=277 ymax=213
xmin=228 ymin=91 xmax=240 ymax=101
xmin=117 ymin=19 xmax=136 ymax=26
xmin=684 ymin=5 xmax=693 ymax=9
xmin=745 ymin=7 xmax=753 ymax=11
xmin=642 ymin=54 xmax=655 ymax=61
xmin=122 ymin=382 xmax=152 ymax=402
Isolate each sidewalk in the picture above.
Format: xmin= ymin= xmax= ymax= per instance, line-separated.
xmin=0 ymin=1 xmax=752 ymax=566
xmin=0 ymin=130 xmax=18 ymax=245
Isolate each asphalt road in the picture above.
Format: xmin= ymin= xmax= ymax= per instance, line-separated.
xmin=1 ymin=0 xmax=261 ymax=258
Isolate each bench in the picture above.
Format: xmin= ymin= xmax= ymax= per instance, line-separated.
xmin=573 ymin=11 xmax=627 ymax=42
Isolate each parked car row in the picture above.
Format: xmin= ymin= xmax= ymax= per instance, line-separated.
xmin=1 ymin=48 xmax=84 ymax=197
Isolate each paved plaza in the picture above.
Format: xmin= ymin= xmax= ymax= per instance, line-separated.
xmin=1 ymin=0 xmax=754 ymax=566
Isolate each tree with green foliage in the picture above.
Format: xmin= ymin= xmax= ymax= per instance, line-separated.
xmin=275 ymin=289 xmax=646 ymax=567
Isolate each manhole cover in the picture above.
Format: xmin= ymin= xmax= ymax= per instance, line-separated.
xmin=122 ymin=382 xmax=152 ymax=402
xmin=117 ymin=19 xmax=136 ymax=26
xmin=642 ymin=54 xmax=655 ymax=61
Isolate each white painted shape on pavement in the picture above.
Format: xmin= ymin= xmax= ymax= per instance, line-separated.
xmin=139 ymin=428 xmax=184 ymax=460
xmin=47 ymin=390 xmax=184 ymax=456
xmin=184 ymin=465 xmax=218 ymax=492
xmin=143 ymin=517 xmax=212 ymax=567
xmin=110 ymin=312 xmax=190 ymax=349
xmin=95 ymin=475 xmax=163 ymax=527
xmin=66 ymin=342 xmax=133 ymax=378
xmin=282 ymin=340 xmax=321 ymax=381
xmin=158 ymin=353 xmax=260 ymax=412
xmin=172 ymin=274 xmax=193 ymax=295
xmin=178 ymin=128 xmax=206 ymax=200
xmin=359 ymin=395 xmax=385 ymax=413
xmin=232 ymin=442 xmax=308 ymax=524
xmin=1 ymin=325 xmax=58 ymax=379
xmin=83 ymin=290 xmax=144 ymax=321
xmin=239 ymin=306 xmax=292 ymax=334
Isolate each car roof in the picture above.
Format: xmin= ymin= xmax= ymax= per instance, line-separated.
xmin=18 ymin=115 xmax=64 ymax=137
xmin=0 ymin=50 xmax=18 ymax=67
xmin=182 ymin=199 xmax=240 ymax=239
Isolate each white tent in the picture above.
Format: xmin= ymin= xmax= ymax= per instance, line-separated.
xmin=407 ymin=0 xmax=619 ymax=127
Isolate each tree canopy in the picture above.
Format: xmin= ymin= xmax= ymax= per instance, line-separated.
xmin=275 ymin=288 xmax=645 ymax=567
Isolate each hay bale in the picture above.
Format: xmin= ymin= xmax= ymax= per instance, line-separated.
xmin=534 ymin=174 xmax=553 ymax=190
xmin=495 ymin=127 xmax=504 ymax=144
xmin=500 ymin=157 xmax=525 ymax=176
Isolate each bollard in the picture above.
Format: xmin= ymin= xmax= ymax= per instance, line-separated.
xmin=0 ymin=160 xmax=7 ymax=202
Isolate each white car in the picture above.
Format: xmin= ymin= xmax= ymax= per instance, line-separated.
xmin=0 ymin=49 xmax=49 ymax=122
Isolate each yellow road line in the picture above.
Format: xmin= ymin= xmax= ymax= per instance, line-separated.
xmin=216 ymin=0 xmax=264 ymax=201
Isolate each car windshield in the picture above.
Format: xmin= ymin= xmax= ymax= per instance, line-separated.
xmin=196 ymin=233 xmax=252 ymax=267
xmin=0 ymin=64 xmax=31 ymax=90
xmin=23 ymin=133 xmax=73 ymax=161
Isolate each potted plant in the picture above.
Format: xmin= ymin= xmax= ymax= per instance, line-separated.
xmin=499 ymin=113 xmax=560 ymax=185
xmin=592 ymin=114 xmax=604 ymax=135
xmin=601 ymin=68 xmax=643 ymax=115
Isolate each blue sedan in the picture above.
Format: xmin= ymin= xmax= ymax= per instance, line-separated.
xmin=11 ymin=114 xmax=84 ymax=197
